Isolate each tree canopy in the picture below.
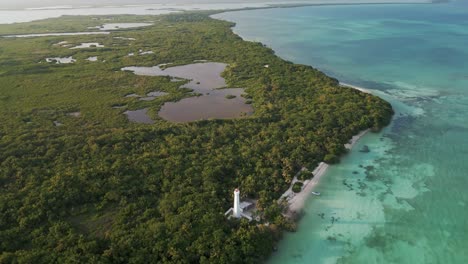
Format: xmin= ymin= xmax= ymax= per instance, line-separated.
xmin=0 ymin=12 xmax=393 ymax=263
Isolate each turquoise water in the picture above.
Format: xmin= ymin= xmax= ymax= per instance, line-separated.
xmin=215 ymin=2 xmax=468 ymax=263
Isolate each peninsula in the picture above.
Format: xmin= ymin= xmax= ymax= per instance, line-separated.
xmin=0 ymin=11 xmax=393 ymax=263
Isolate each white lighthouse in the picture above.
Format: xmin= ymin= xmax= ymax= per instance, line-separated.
xmin=233 ymin=188 xmax=241 ymax=218
xmin=224 ymin=188 xmax=254 ymax=221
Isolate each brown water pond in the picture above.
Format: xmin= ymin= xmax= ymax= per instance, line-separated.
xmin=121 ymin=62 xmax=253 ymax=123
xmin=159 ymin=88 xmax=252 ymax=122
xmin=124 ymin=108 xmax=154 ymax=124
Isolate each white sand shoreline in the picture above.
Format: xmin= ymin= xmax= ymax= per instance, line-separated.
xmin=282 ymin=128 xmax=370 ymax=218
xmin=279 ymin=81 xmax=374 ymax=219
xmin=339 ymin=82 xmax=372 ymax=94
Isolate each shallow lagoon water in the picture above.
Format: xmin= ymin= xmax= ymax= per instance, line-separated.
xmin=68 ymin=112 xmax=81 ymax=117
xmin=124 ymin=93 xmax=139 ymax=98
xmin=3 ymin=32 xmax=110 ymax=38
xmin=0 ymin=6 xmax=175 ymax=24
xmin=216 ymin=2 xmax=468 ymax=263
xmin=138 ymin=50 xmax=154 ymax=55
xmin=122 ymin=62 xmax=253 ymax=122
xmin=0 ymin=2 xmax=300 ymax=24
xmin=70 ymin=42 xmax=104 ymax=49
xmin=124 ymin=108 xmax=154 ymax=124
xmin=159 ymin=88 xmax=253 ymax=122
xmin=139 ymin=91 xmax=168 ymax=101
xmin=114 ymin=36 xmax=136 ymax=41
xmin=46 ymin=56 xmax=76 ymax=64
xmin=90 ymin=22 xmax=153 ymax=30
xmin=123 ymin=62 xmax=228 ymax=93
xmin=146 ymin=91 xmax=168 ymax=97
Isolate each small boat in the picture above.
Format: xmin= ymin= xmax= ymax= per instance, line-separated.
xmin=311 ymin=191 xmax=321 ymax=196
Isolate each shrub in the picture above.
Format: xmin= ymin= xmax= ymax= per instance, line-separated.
xmin=297 ymin=170 xmax=314 ymax=181
xmin=292 ymin=182 xmax=303 ymax=193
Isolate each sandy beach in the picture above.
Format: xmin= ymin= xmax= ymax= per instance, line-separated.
xmin=339 ymin=82 xmax=372 ymax=94
xmin=283 ymin=129 xmax=369 ymax=218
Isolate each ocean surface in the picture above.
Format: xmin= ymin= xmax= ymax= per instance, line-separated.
xmin=215 ymin=2 xmax=468 ymax=263
xmin=0 ymin=0 xmax=427 ymax=10
xmin=2 ymin=1 xmax=467 ymax=263
xmin=0 ymin=1 xmax=428 ymax=24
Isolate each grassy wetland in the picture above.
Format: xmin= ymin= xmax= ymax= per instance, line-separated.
xmin=0 ymin=12 xmax=393 ymax=263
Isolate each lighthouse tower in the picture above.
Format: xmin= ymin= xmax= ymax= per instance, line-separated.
xmin=233 ymin=188 xmax=241 ymax=218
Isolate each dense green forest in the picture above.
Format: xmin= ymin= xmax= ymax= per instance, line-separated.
xmin=0 ymin=12 xmax=393 ymax=263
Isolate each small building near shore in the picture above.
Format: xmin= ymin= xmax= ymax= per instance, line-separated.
xmin=225 ymin=189 xmax=256 ymax=221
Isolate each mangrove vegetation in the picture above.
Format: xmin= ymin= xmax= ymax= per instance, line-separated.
xmin=0 ymin=12 xmax=393 ymax=263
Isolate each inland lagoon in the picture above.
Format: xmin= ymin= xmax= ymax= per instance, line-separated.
xmin=2 ymin=32 xmax=110 ymax=38
xmin=45 ymin=56 xmax=76 ymax=64
xmin=158 ymin=88 xmax=252 ymax=122
xmin=124 ymin=108 xmax=154 ymax=124
xmin=69 ymin=42 xmax=104 ymax=49
xmin=122 ymin=62 xmax=253 ymax=123
xmin=89 ymin=22 xmax=153 ymax=30
xmin=122 ymin=62 xmax=229 ymax=92
xmin=215 ymin=1 xmax=468 ymax=263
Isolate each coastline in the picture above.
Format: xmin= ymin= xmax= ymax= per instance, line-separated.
xmin=282 ymin=128 xmax=369 ymax=219
xmin=0 ymin=0 xmax=437 ymax=10
xmin=339 ymin=82 xmax=371 ymax=94
xmin=0 ymin=7 xmax=400 ymax=262
xmin=212 ymin=8 xmax=395 ymax=222
xmin=215 ymin=0 xmax=435 ymax=15
xmin=0 ymin=0 xmax=437 ymax=25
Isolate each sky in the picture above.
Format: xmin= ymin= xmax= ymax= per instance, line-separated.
xmin=0 ymin=0 xmax=431 ymax=10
